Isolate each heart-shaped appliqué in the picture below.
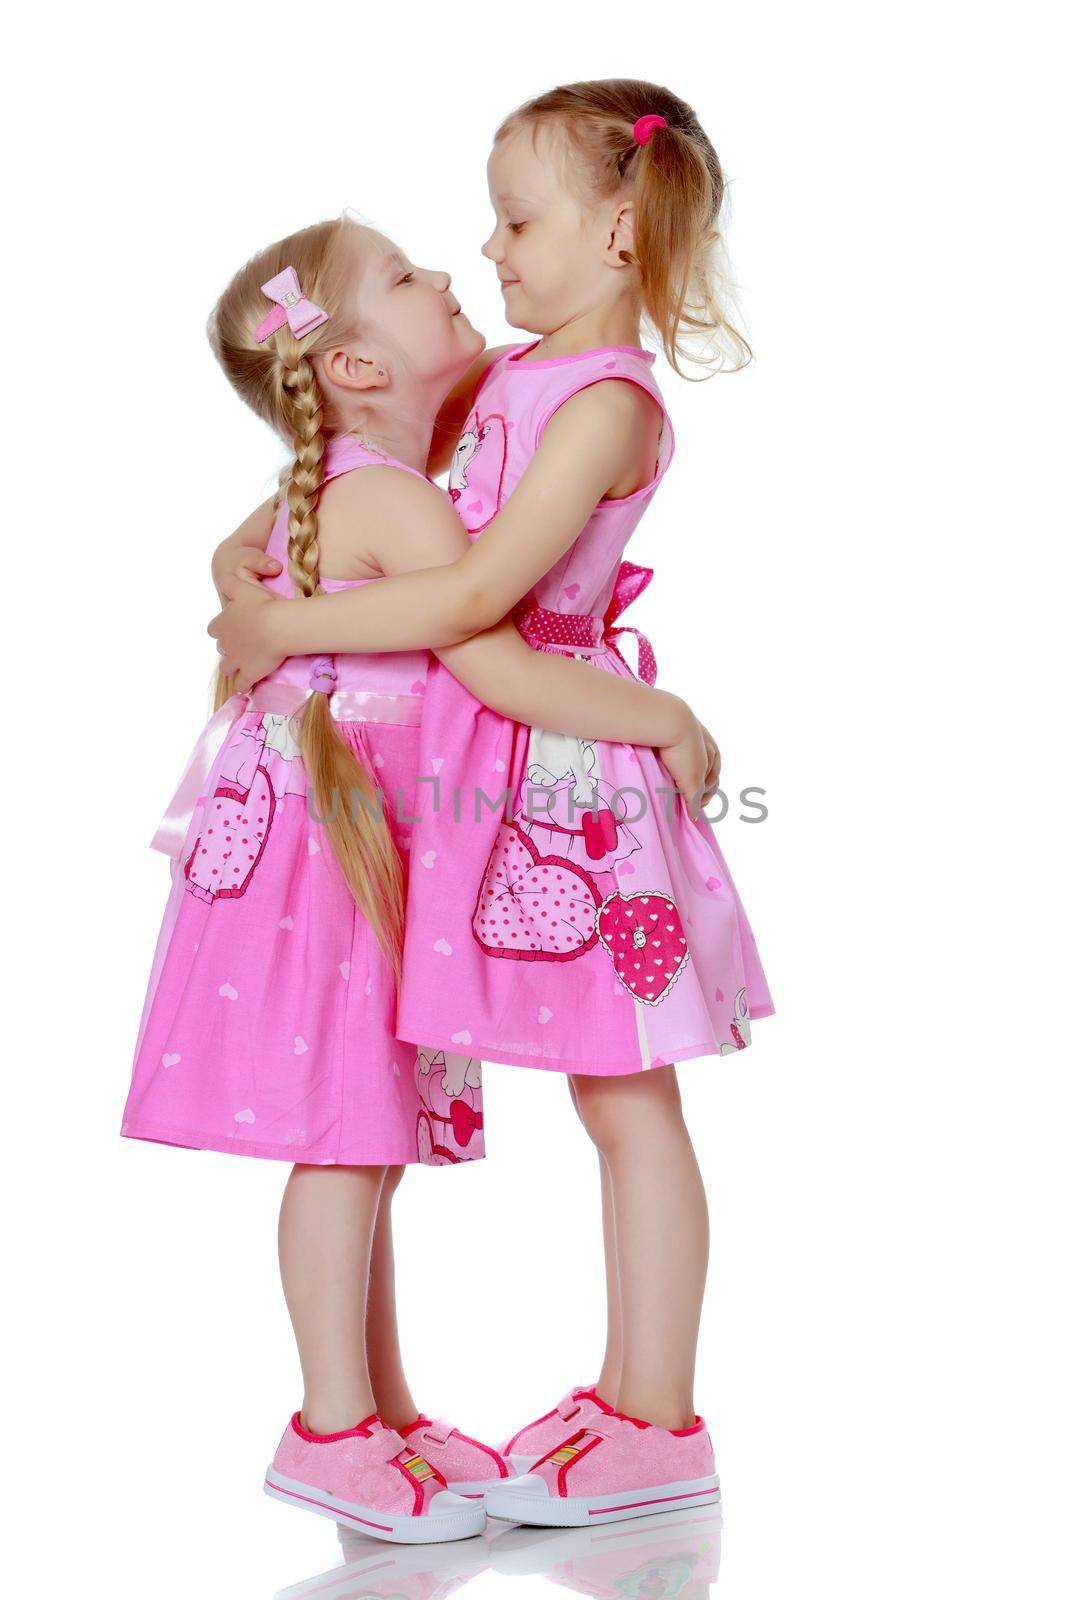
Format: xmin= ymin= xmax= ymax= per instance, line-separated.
xmin=473 ymin=822 xmax=601 ymax=962
xmin=596 ymin=890 xmax=690 ymax=1005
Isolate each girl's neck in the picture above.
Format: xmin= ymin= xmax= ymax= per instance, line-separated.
xmin=523 ymin=298 xmax=644 ymax=363
xmin=334 ymin=380 xmax=444 ymax=475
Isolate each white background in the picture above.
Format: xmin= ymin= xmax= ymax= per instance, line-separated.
xmin=4 ymin=3 xmax=1063 ymax=1596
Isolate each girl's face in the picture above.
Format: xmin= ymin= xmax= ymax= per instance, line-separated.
xmin=482 ymin=125 xmax=625 ymax=335
xmin=354 ymin=231 xmax=486 ymax=387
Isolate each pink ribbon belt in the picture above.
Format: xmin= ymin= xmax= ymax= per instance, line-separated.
xmin=512 ymin=560 xmax=658 ymax=686
xmin=149 ymin=681 xmax=423 ymax=860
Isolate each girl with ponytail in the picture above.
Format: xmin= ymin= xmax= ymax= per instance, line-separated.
xmin=122 ymin=212 xmax=713 ymax=1542
xmin=211 ymin=81 xmax=773 ymax=1529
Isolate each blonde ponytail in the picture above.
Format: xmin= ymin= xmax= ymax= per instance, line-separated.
xmin=497 ymin=78 xmax=751 ymax=377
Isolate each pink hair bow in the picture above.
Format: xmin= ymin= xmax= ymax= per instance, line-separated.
xmin=254 ymin=266 xmax=330 ymax=344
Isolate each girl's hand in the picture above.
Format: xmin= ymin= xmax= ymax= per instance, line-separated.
xmin=700 ymin=722 xmax=722 ymax=796
xmin=207 ymin=572 xmax=286 ymax=693
xmin=211 ymin=543 xmax=282 ymax=604
xmin=660 ymin=707 xmax=722 ymax=821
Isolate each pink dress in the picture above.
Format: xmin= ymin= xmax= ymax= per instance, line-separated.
xmin=121 ymin=439 xmax=485 ymax=1167
xmin=395 ymin=341 xmax=774 ymax=1074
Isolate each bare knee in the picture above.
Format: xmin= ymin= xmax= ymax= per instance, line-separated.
xmin=380 ymin=1163 xmax=406 ymax=1199
xmin=570 ymin=1066 xmax=683 ymax=1156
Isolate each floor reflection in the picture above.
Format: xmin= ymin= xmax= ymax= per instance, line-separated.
xmin=274 ymin=1506 xmax=723 ymax=1598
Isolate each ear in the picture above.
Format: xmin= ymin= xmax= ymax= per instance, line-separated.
xmin=320 ymin=344 xmax=390 ymax=394
xmin=606 ymin=201 xmax=636 ymax=268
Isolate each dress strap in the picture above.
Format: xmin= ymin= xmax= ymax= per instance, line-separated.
xmin=319 ymin=435 xmax=427 ymax=488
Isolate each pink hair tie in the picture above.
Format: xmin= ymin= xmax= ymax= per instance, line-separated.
xmin=633 ymin=113 xmax=668 ymax=147
xmin=254 ymin=266 xmax=330 ymax=344
xmin=309 ymin=655 xmax=338 ymax=694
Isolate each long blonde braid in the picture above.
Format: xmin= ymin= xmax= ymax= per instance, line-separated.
xmin=208 ymin=218 xmax=406 ymax=974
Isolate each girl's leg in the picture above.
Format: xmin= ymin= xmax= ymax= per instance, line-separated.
xmin=365 ymin=1164 xmax=420 ymax=1431
xmin=567 ymin=1075 xmax=623 ymax=1405
xmin=570 ymin=1066 xmax=710 ymax=1431
xmin=278 ymin=1163 xmax=386 ymax=1435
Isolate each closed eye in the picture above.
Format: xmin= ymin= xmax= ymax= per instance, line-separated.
xmin=507 ymin=222 xmax=526 ymax=234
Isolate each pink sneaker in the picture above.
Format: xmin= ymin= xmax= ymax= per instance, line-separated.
xmin=499 ymin=1384 xmax=611 ymax=1474
xmin=264 ymin=1412 xmax=487 ymax=1543
xmin=398 ymin=1414 xmax=514 ymax=1497
xmin=484 ymin=1407 xmax=720 ymax=1527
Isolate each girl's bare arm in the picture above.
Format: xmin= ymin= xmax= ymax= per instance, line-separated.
xmin=211 ymin=381 xmax=658 ymax=659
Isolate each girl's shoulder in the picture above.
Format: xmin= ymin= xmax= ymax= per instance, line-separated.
xmin=487 ymin=345 xmax=676 ymax=494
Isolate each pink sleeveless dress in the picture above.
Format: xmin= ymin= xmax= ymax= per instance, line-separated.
xmin=121 ymin=439 xmax=485 ymax=1167
xmin=395 ymin=341 xmax=774 ymax=1074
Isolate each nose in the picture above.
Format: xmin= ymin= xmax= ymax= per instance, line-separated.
xmin=481 ymin=224 xmax=503 ymax=262
xmin=432 ymin=269 xmax=451 ymax=292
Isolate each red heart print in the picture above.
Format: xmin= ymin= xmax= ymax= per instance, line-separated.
xmin=473 ymin=823 xmax=601 ymax=961
xmin=595 ymin=890 xmax=689 ymax=1005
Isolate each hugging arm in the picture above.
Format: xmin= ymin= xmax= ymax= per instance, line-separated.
xmin=220 ymin=382 xmax=649 ymax=659
xmin=210 ymin=495 xmax=279 ymax=603
xmin=210 ymin=464 xmax=715 ymax=810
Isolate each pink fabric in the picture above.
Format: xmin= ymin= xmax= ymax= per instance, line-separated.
xmin=122 ymin=437 xmax=486 ymax=1167
xmin=401 ymin=1416 xmax=512 ymax=1483
xmin=501 ymin=1384 xmax=605 ymax=1456
xmin=514 ymin=559 xmax=658 ymax=685
xmin=271 ymin=1413 xmax=447 ymax=1517
xmin=528 ymin=1409 xmax=716 ymax=1498
xmin=395 ymin=342 xmax=774 ymax=1073
xmin=254 ymin=266 xmax=329 ymax=344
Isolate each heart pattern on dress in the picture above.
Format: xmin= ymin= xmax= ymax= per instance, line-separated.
xmin=473 ymin=822 xmax=601 ymax=961
xmin=595 ymin=891 xmax=690 ymax=1005
xmin=185 ymin=769 xmax=276 ymax=902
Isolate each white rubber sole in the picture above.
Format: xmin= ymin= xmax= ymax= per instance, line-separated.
xmin=485 ymin=1471 xmax=721 ymax=1527
xmin=264 ymin=1467 xmax=487 ymax=1544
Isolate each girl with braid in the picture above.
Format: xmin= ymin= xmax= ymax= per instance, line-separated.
xmin=210 ymin=80 xmax=774 ymax=1529
xmin=121 ymin=215 xmax=714 ymax=1543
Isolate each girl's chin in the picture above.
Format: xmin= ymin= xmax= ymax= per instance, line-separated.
xmin=456 ymin=322 xmax=487 ymax=358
